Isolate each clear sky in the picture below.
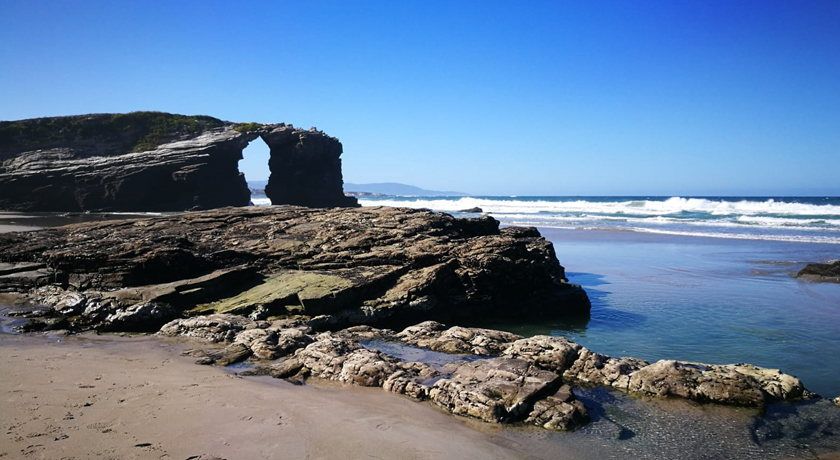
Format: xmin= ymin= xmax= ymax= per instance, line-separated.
xmin=1 ymin=1 xmax=839 ymax=196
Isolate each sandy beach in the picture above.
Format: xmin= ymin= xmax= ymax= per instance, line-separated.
xmin=0 ymin=330 xmax=592 ymax=460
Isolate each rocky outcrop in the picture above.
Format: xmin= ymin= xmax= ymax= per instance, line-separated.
xmin=148 ymin=315 xmax=811 ymax=432
xmin=0 ymin=206 xmax=590 ymax=330
xmin=0 ymin=112 xmax=357 ymax=211
xmin=271 ymin=328 xmax=589 ymax=430
xmin=396 ymin=320 xmax=521 ymax=355
xmin=262 ymin=126 xmax=358 ymax=208
xmin=797 ymin=260 xmax=840 ymax=283
xmin=501 ymin=335 xmax=811 ymax=406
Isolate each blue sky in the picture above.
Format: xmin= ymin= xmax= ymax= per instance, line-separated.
xmin=1 ymin=1 xmax=838 ymax=196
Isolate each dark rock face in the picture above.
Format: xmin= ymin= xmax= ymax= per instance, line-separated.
xmin=0 ymin=206 xmax=590 ymax=330
xmin=262 ymin=126 xmax=358 ymax=208
xmin=0 ymin=112 xmax=358 ymax=211
xmin=797 ymin=260 xmax=840 ymax=283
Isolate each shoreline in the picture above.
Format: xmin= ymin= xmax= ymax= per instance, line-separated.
xmin=1 ymin=208 xmax=839 ymax=458
xmin=5 ymin=207 xmax=840 ymax=247
xmin=2 ymin=329 xmax=839 ymax=459
xmin=0 ymin=331 xmax=585 ymax=460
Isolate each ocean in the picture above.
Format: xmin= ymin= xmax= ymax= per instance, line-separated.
xmin=356 ymin=195 xmax=840 ymax=244
xmin=345 ymin=195 xmax=840 ymax=397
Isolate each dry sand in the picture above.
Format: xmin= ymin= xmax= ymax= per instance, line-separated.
xmin=0 ymin=331 xmax=586 ymax=460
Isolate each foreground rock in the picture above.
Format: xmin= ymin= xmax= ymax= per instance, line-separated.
xmin=0 ymin=206 xmax=590 ymax=331
xmin=503 ymin=335 xmax=811 ymax=406
xmin=0 ymin=112 xmax=357 ymax=211
xmin=797 ymin=260 xmax=840 ymax=283
xmin=152 ymin=315 xmax=812 ymax=432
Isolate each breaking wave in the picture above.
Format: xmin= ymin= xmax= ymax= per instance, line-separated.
xmin=357 ymin=196 xmax=840 ymax=244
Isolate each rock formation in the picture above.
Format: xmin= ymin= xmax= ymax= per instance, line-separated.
xmin=0 ymin=206 xmax=818 ymax=432
xmin=0 ymin=206 xmax=590 ymax=331
xmin=262 ymin=126 xmax=358 ymax=208
xmin=152 ymin=315 xmax=811 ymax=432
xmin=797 ymin=260 xmax=840 ymax=283
xmin=0 ymin=112 xmax=357 ymax=211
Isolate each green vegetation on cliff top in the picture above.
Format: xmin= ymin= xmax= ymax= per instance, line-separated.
xmin=0 ymin=112 xmax=226 ymax=157
xmin=231 ymin=122 xmax=263 ymax=133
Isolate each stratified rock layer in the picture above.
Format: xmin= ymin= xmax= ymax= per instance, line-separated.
xmin=153 ymin=315 xmax=811 ymax=432
xmin=0 ymin=112 xmax=357 ymax=211
xmin=0 ymin=206 xmax=590 ymax=329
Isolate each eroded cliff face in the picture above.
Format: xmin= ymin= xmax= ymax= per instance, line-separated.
xmin=0 ymin=112 xmax=357 ymax=211
xmin=262 ymin=126 xmax=359 ymax=208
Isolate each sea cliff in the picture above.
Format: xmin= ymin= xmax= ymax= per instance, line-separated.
xmin=0 ymin=112 xmax=357 ymax=211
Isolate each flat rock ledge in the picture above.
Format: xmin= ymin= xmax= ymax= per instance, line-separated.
xmin=158 ymin=316 xmax=812 ymax=432
xmin=0 ymin=206 xmax=589 ymax=331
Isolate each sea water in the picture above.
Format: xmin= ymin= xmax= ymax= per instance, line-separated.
xmin=357 ymin=196 xmax=840 ymax=397
xmin=359 ymin=195 xmax=840 ymax=244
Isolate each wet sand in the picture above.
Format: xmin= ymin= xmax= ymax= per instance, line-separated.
xmin=0 ymin=331 xmax=590 ymax=460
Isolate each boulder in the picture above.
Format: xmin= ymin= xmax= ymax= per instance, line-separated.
xmin=101 ymin=302 xmax=176 ymax=332
xmin=502 ymin=335 xmax=582 ymax=372
xmin=797 ymin=260 xmax=840 ymax=283
xmin=396 ymin=321 xmax=521 ymax=355
xmin=524 ymin=385 xmax=589 ymax=431
xmin=158 ymin=314 xmax=258 ymax=343
xmin=561 ymin=347 xmax=648 ymax=390
xmin=293 ymin=333 xmax=437 ymax=395
xmin=625 ymin=360 xmax=810 ymax=406
xmin=234 ymin=327 xmax=313 ymax=360
xmin=428 ymin=358 xmax=583 ymax=427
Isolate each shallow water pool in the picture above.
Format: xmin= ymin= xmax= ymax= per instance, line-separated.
xmin=479 ymin=228 xmax=840 ymax=398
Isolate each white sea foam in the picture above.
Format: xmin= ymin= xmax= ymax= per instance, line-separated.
xmin=501 ymin=221 xmax=840 ymax=244
xmin=358 ymin=196 xmax=840 ymax=243
xmin=252 ymin=197 xmax=272 ymax=206
xmin=359 ymin=196 xmax=840 ymax=217
xmin=620 ymin=227 xmax=840 ymax=245
xmin=491 ymin=213 xmax=840 ymax=231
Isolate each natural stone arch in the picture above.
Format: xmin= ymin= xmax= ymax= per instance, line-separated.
xmin=0 ymin=113 xmax=359 ymax=211
xmin=239 ymin=136 xmax=271 ymax=188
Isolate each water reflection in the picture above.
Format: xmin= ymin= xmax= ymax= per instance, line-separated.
xmin=471 ymin=271 xmax=646 ymax=337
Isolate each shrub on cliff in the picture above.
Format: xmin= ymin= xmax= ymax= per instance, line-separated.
xmin=0 ymin=111 xmax=225 ymax=158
